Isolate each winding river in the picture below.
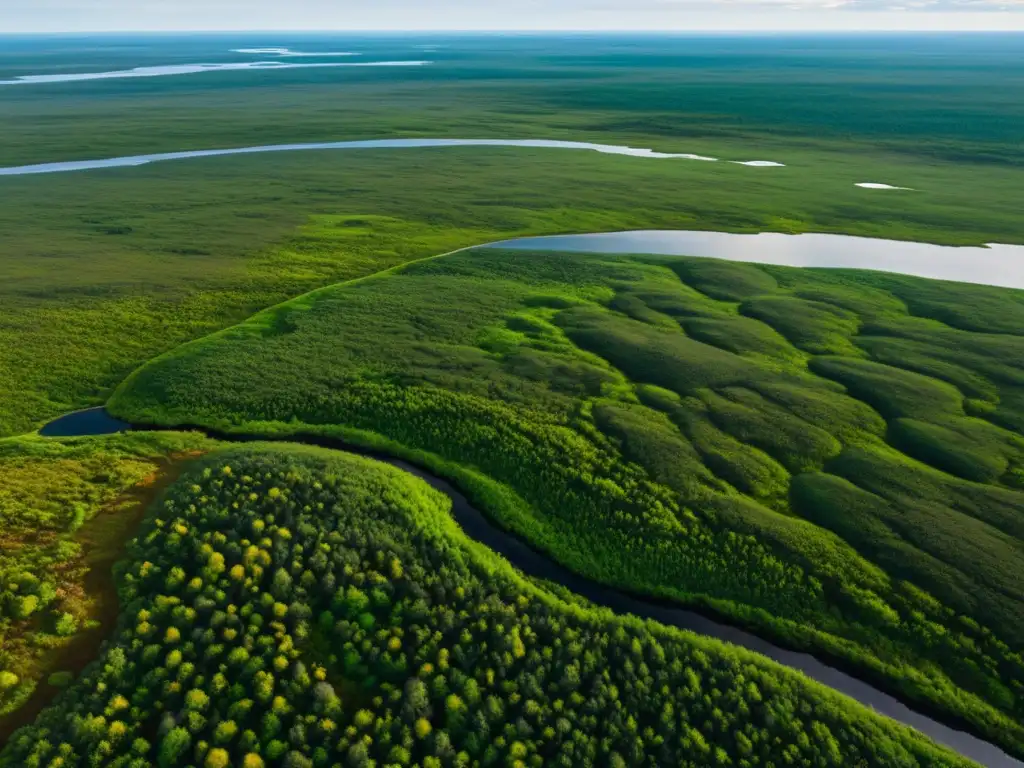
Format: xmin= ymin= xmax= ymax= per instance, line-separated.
xmin=0 ymin=139 xmax=755 ymax=176
xmin=39 ymin=407 xmax=1022 ymax=768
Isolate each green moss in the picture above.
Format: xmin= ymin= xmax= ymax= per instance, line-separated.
xmin=593 ymin=401 xmax=722 ymax=499
xmin=699 ymin=387 xmax=842 ymax=473
xmin=811 ymin=357 xmax=966 ymax=419
xmin=743 ymin=296 xmax=862 ymax=356
xmin=0 ymin=431 xmax=217 ymax=723
xmin=667 ymin=259 xmax=779 ymax=302
xmin=681 ymin=315 xmax=803 ymax=363
xmin=889 ymin=417 xmax=1015 ymax=483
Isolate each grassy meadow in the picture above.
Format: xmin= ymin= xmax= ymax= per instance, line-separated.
xmin=3 ymin=144 xmax=1024 ymax=437
xmin=110 ymin=243 xmax=1024 ymax=754
xmin=0 ymin=444 xmax=980 ymax=767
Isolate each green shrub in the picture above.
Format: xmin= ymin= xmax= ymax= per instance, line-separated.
xmin=46 ymin=671 xmax=74 ymax=688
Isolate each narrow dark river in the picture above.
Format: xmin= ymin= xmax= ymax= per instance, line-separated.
xmin=39 ymin=407 xmax=1022 ymax=768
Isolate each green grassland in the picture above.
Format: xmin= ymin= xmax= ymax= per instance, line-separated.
xmin=4 ymin=143 xmax=1024 ymax=438
xmin=110 ymin=243 xmax=1024 ymax=754
xmin=0 ymin=431 xmax=218 ymax=731
xmin=0 ymin=444 xmax=978 ymax=767
xmin=2 ymin=35 xmax=1024 ymax=440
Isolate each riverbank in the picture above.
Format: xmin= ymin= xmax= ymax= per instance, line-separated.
xmin=0 ymin=453 xmax=201 ymax=744
xmin=32 ymin=407 xmax=1024 ymax=768
xmin=0 ymin=431 xmax=218 ymax=742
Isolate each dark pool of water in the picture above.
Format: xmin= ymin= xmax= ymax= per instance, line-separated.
xmin=37 ymin=410 xmax=1022 ymax=767
xmin=486 ymin=230 xmax=1024 ymax=290
xmin=38 ymin=407 xmax=130 ymax=437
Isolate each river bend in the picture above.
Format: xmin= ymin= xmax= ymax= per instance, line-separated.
xmin=38 ymin=407 xmax=1023 ymax=768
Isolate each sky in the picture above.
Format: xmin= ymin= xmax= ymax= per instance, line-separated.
xmin=3 ymin=0 xmax=1024 ymax=33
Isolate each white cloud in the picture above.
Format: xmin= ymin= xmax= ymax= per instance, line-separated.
xmin=648 ymin=0 xmax=1023 ymax=8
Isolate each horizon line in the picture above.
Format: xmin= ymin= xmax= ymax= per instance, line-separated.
xmin=4 ymin=28 xmax=1024 ymax=35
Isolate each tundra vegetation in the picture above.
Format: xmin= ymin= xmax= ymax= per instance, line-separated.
xmin=111 ymin=244 xmax=1024 ymax=755
xmin=3 ymin=35 xmax=1024 ymax=436
xmin=0 ymin=445 xmax=980 ymax=767
xmin=3 ymin=32 xmax=1024 ymax=764
xmin=0 ymin=432 xmax=216 ymax=733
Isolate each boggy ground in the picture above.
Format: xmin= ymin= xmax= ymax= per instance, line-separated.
xmin=0 ymin=444 xmax=981 ymax=767
xmin=0 ymin=432 xmax=217 ymax=728
xmin=4 ymin=33 xmax=1024 ymax=763
xmin=110 ymin=244 xmax=1024 ymax=756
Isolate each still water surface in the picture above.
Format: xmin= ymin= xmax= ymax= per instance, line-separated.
xmin=0 ymin=139 xmax=771 ymax=176
xmin=488 ymin=230 xmax=1024 ymax=289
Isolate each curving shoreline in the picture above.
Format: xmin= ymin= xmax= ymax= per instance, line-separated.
xmin=37 ymin=406 xmax=1024 ymax=768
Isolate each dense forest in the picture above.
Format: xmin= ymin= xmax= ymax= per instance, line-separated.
xmin=0 ymin=445 xmax=976 ymax=767
xmin=110 ymin=242 xmax=1024 ymax=754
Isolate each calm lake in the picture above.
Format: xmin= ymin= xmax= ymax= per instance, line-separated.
xmin=488 ymin=230 xmax=1024 ymax=289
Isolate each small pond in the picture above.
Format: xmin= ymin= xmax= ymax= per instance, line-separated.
xmin=38 ymin=407 xmax=130 ymax=437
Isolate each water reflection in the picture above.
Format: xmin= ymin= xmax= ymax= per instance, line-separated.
xmin=0 ymin=140 xmax=777 ymax=176
xmin=487 ymin=230 xmax=1024 ymax=289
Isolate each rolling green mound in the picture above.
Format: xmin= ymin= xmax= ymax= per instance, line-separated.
xmin=110 ymin=247 xmax=1024 ymax=752
xmin=0 ymin=444 xmax=977 ymax=767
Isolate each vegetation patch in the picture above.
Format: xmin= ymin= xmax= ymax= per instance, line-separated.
xmin=4 ymin=126 xmax=1024 ymax=438
xmin=110 ymin=247 xmax=1024 ymax=754
xmin=4 ymin=36 xmax=1024 ymax=762
xmin=0 ymin=432 xmax=217 ymax=732
xmin=0 ymin=445 xmax=978 ymax=767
